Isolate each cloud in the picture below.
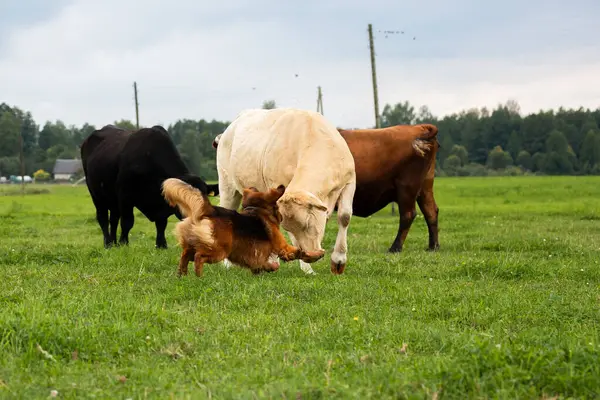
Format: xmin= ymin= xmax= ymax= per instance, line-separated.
xmin=0 ymin=0 xmax=599 ymax=130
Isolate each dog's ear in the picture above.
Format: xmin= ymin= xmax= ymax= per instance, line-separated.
xmin=268 ymin=184 xmax=286 ymax=201
xmin=243 ymin=187 xmax=260 ymax=197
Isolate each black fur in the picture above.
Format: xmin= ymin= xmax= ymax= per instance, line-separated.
xmin=80 ymin=124 xmax=216 ymax=249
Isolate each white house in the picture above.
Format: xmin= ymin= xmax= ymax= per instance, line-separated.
xmin=53 ymin=159 xmax=83 ymax=181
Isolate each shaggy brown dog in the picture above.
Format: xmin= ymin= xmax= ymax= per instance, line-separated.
xmin=161 ymin=178 xmax=325 ymax=277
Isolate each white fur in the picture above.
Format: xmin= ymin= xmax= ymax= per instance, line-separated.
xmin=222 ymin=258 xmax=234 ymax=269
xmin=216 ymin=108 xmax=356 ymax=275
xmin=330 ymin=251 xmax=347 ymax=265
xmin=192 ymin=219 xmax=214 ymax=248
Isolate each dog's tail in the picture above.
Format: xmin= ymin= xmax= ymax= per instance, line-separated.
xmin=412 ymin=124 xmax=439 ymax=157
xmin=161 ymin=178 xmax=213 ymax=222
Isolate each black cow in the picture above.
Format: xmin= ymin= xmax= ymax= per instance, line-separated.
xmin=80 ymin=124 xmax=219 ymax=249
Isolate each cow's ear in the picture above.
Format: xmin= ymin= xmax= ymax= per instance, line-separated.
xmin=281 ymin=191 xmax=328 ymax=212
xmin=304 ymin=192 xmax=328 ymax=212
xmin=309 ymin=201 xmax=328 ymax=212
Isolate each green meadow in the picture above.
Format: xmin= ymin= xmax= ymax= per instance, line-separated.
xmin=1 ymin=176 xmax=599 ymax=399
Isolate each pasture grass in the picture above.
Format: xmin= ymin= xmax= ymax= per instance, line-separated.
xmin=1 ymin=176 xmax=599 ymax=399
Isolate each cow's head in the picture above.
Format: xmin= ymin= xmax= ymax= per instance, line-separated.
xmin=276 ymin=190 xmax=328 ymax=255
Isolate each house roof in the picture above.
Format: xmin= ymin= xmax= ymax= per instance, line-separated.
xmin=53 ymin=159 xmax=83 ymax=175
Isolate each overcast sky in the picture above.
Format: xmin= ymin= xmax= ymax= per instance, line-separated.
xmin=1 ymin=0 xmax=599 ymax=129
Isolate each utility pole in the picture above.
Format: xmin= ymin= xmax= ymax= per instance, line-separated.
xmin=316 ymin=86 xmax=324 ymax=115
xmin=19 ymin=130 xmax=25 ymax=195
xmin=367 ymin=24 xmax=381 ymax=129
xmin=368 ymin=24 xmax=394 ymax=215
xmin=133 ymin=81 xmax=140 ymax=129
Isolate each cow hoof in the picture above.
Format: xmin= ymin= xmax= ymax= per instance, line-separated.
xmin=330 ymin=260 xmax=346 ymax=275
xmin=427 ymin=244 xmax=440 ymax=252
xmin=156 ymin=244 xmax=168 ymax=250
xmin=300 ymin=264 xmax=317 ymax=275
xmin=388 ymin=247 xmax=402 ymax=254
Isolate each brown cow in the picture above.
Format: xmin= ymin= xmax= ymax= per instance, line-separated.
xmin=212 ymin=123 xmax=440 ymax=254
xmin=336 ymin=124 xmax=440 ymax=253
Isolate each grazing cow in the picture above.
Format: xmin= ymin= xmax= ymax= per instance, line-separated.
xmin=81 ymin=124 xmax=219 ymax=249
xmin=336 ymin=124 xmax=440 ymax=253
xmin=214 ymin=108 xmax=356 ymax=275
xmin=213 ymin=124 xmax=440 ymax=254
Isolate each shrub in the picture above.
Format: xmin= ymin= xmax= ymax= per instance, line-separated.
xmin=33 ymin=169 xmax=51 ymax=182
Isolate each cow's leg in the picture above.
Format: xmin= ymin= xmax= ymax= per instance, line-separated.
xmin=154 ymin=217 xmax=169 ymax=249
xmin=118 ymin=198 xmax=135 ymax=246
xmin=218 ymin=179 xmax=242 ymax=210
xmin=88 ymin=191 xmax=112 ymax=248
xmin=330 ymin=181 xmax=356 ymax=275
xmin=217 ymin=181 xmax=242 ymax=270
xmin=108 ymin=208 xmax=120 ymax=247
xmin=416 ymin=184 xmax=439 ymax=251
xmin=389 ymin=185 xmax=419 ymax=253
xmin=95 ymin=207 xmax=112 ymax=248
xmin=287 ymin=232 xmax=317 ymax=275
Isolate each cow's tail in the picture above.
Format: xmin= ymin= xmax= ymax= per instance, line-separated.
xmin=161 ymin=178 xmax=213 ymax=222
xmin=212 ymin=134 xmax=222 ymax=149
xmin=206 ymin=183 xmax=220 ymax=196
xmin=412 ymin=124 xmax=439 ymax=157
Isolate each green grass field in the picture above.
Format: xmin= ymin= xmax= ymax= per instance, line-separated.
xmin=1 ymin=176 xmax=599 ymax=399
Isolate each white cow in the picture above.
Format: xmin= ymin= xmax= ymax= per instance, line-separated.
xmin=215 ymin=108 xmax=356 ymax=275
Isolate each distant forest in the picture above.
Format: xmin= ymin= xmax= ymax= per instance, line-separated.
xmin=1 ymin=99 xmax=600 ymax=181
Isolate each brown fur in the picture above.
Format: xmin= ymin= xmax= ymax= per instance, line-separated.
xmin=336 ymin=123 xmax=440 ymax=253
xmin=161 ymin=178 xmax=325 ymax=277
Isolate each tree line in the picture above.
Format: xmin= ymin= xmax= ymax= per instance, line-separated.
xmin=1 ymin=99 xmax=599 ymax=181
xmin=379 ymin=100 xmax=600 ymax=176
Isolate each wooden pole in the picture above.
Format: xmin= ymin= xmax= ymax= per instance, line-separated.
xmin=367 ymin=24 xmax=381 ymax=129
xmin=316 ymin=86 xmax=324 ymax=115
xmin=133 ymin=81 xmax=140 ymax=129
xmin=19 ymin=130 xmax=25 ymax=195
xmin=368 ymin=24 xmax=394 ymax=214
